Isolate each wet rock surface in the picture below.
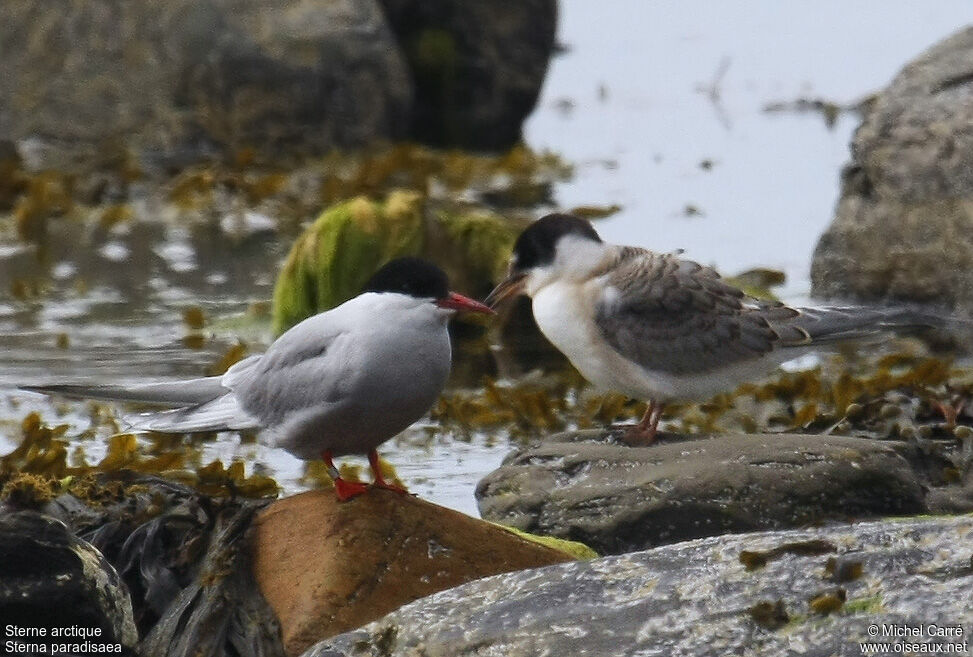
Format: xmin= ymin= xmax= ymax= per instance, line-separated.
xmin=305 ymin=514 xmax=973 ymax=657
xmin=811 ymin=26 xmax=973 ymax=314
xmin=253 ymin=489 xmax=577 ymax=657
xmin=475 ymin=431 xmax=948 ymax=555
xmin=377 ymin=0 xmax=558 ymax=150
xmin=0 ymin=510 xmax=139 ymax=655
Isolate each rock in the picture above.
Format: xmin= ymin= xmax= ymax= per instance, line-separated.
xmin=251 ymin=489 xmax=578 ymax=656
xmin=271 ymin=191 xmax=425 ymax=334
xmin=377 ymin=0 xmax=557 ymax=150
xmin=0 ymin=0 xmax=411 ymax=170
xmin=271 ymin=192 xmax=523 ymax=334
xmin=476 ymin=431 xmax=927 ymax=555
xmin=304 ymin=514 xmax=973 ymax=657
xmin=0 ymin=510 xmax=138 ymax=653
xmin=811 ymin=27 xmax=973 ymax=315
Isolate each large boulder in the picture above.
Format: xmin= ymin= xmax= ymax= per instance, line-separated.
xmin=0 ymin=0 xmax=411 ymax=170
xmin=0 ymin=511 xmax=139 ymax=654
xmin=811 ymin=26 xmax=973 ymax=314
xmin=377 ymin=0 xmax=557 ymax=150
xmin=476 ymin=431 xmax=930 ymax=555
xmin=0 ymin=1 xmax=559 ymax=170
xmin=251 ymin=489 xmax=582 ymax=656
xmin=304 ymin=514 xmax=973 ymax=657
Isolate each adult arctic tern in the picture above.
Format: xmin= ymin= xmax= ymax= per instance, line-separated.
xmin=24 ymin=257 xmax=493 ymax=500
xmin=486 ymin=213 xmax=938 ymax=444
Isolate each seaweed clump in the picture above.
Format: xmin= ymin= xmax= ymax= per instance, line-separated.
xmin=0 ymin=412 xmax=279 ymax=502
xmin=0 ymin=413 xmax=287 ymax=654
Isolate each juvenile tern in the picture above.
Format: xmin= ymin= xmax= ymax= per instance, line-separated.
xmin=487 ymin=213 xmax=935 ymax=444
xmin=25 ymin=257 xmax=493 ymax=500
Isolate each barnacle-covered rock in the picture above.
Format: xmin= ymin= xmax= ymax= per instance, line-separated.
xmin=0 ymin=0 xmax=411 ymax=171
xmin=306 ymin=514 xmax=973 ymax=657
xmin=811 ymin=26 xmax=973 ymax=317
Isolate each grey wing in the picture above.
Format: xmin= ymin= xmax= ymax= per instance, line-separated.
xmin=228 ymin=316 xmax=359 ymax=426
xmin=593 ymin=248 xmax=785 ymax=375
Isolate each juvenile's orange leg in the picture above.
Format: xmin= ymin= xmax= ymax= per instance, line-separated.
xmin=622 ymin=400 xmax=665 ymax=446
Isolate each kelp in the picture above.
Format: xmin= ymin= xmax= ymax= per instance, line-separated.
xmin=0 ymin=412 xmax=279 ymax=502
xmin=20 ymin=471 xmax=286 ymax=657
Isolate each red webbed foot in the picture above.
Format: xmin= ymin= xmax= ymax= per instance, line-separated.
xmin=333 ymin=477 xmax=369 ymax=501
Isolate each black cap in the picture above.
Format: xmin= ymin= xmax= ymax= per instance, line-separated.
xmin=362 ymin=257 xmax=449 ymax=299
xmin=511 ymin=213 xmax=602 ymax=271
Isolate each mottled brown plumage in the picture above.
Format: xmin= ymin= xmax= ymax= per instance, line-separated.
xmin=593 ymin=245 xmax=808 ymax=376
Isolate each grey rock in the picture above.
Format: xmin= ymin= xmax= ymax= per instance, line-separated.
xmin=475 ymin=431 xmax=926 ymax=555
xmin=811 ymin=26 xmax=973 ymax=314
xmin=307 ymin=515 xmax=973 ymax=657
xmin=377 ymin=0 xmax=557 ymax=150
xmin=0 ymin=511 xmax=138 ymax=653
xmin=0 ymin=0 xmax=411 ymax=171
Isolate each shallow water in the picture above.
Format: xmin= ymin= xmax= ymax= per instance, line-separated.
xmin=527 ymin=0 xmax=972 ymax=298
xmin=2 ymin=4 xmax=971 ymax=516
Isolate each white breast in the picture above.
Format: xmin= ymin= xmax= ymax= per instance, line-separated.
xmin=532 ymin=280 xmax=666 ymax=398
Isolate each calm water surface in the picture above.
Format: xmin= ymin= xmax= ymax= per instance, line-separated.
xmin=528 ymin=1 xmax=972 ymax=298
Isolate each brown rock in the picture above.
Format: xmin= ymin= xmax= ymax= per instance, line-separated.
xmin=251 ymin=489 xmax=574 ymax=657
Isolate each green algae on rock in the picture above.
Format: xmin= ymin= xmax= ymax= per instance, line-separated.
xmin=432 ymin=209 xmax=523 ymax=295
xmin=491 ymin=523 xmax=598 ymax=560
xmin=271 ymin=191 xmax=426 ymax=334
xmin=271 ymin=190 xmax=525 ymax=334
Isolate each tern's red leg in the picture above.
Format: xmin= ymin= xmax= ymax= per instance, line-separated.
xmin=322 ymin=450 xmax=368 ymax=501
xmin=622 ymin=400 xmax=665 ymax=446
xmin=932 ymin=398 xmax=965 ymax=430
xmin=367 ymin=450 xmax=409 ymax=495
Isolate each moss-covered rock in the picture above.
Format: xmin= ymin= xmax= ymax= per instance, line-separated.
xmin=271 ymin=191 xmax=524 ymax=335
xmin=433 ymin=209 xmax=519 ymax=295
xmin=271 ymin=191 xmax=425 ymax=334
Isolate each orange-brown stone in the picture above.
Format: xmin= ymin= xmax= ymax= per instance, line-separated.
xmin=251 ymin=489 xmax=574 ymax=656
